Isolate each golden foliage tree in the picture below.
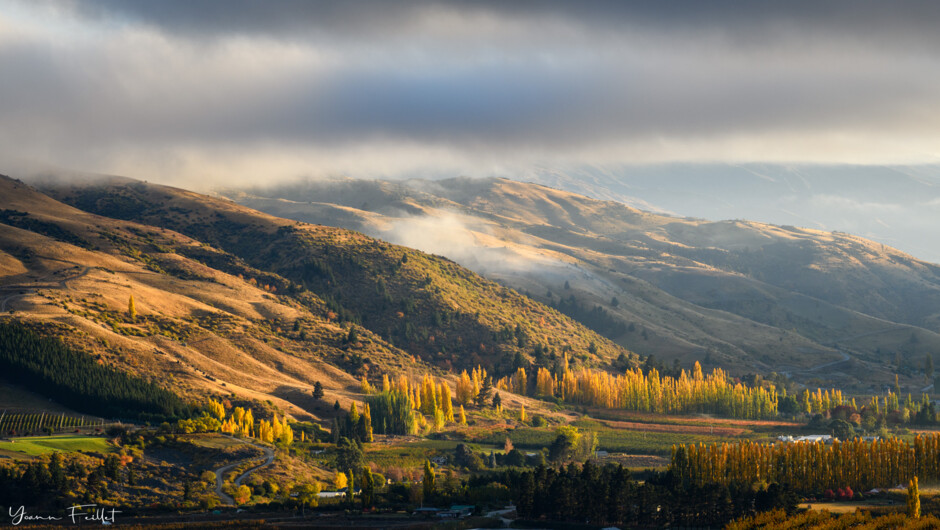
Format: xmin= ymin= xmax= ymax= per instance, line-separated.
xmin=908 ymin=476 xmax=921 ymax=518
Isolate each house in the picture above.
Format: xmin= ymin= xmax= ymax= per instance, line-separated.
xmin=449 ymin=505 xmax=474 ymax=517
xmin=777 ymin=435 xmax=834 ymax=444
xmin=796 ymin=435 xmax=834 ymax=444
xmin=413 ymin=507 xmax=442 ymax=518
xmin=317 ymin=491 xmax=346 ymax=498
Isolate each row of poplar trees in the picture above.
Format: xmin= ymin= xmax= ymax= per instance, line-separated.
xmin=671 ymin=433 xmax=940 ymax=493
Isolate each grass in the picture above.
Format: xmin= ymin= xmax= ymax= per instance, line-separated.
xmin=363 ymin=438 xmax=464 ymax=470
xmin=183 ymin=433 xmax=251 ymax=450
xmin=0 ymin=434 xmax=114 ymax=457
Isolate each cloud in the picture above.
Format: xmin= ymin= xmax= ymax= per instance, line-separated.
xmin=3 ymin=1 xmax=940 ymax=185
xmin=377 ymin=211 xmax=568 ymax=276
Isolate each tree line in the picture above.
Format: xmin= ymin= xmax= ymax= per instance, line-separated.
xmin=671 ymin=433 xmax=940 ymax=494
xmin=495 ymin=460 xmax=797 ymax=527
xmin=493 ymin=357 xmax=780 ymax=419
xmin=0 ymin=320 xmax=189 ymax=421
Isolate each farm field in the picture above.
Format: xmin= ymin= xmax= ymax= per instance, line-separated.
xmin=586 ymin=407 xmax=802 ymax=429
xmin=0 ymin=434 xmax=114 ymax=458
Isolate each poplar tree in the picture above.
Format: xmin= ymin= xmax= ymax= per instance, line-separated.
xmin=361 ymin=466 xmax=375 ymax=509
xmin=909 ymin=476 xmax=921 ymax=518
xmin=423 ymin=459 xmax=435 ymax=501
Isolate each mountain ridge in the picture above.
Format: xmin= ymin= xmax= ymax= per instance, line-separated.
xmin=226 ymin=175 xmax=940 ymax=392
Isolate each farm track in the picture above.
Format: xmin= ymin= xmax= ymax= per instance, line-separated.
xmin=0 ymin=266 xmax=90 ymax=312
xmin=213 ymin=437 xmax=276 ymax=506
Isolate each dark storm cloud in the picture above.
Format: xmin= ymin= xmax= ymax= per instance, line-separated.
xmin=3 ymin=0 xmax=940 ymax=182
xmin=49 ymin=0 xmax=940 ymax=49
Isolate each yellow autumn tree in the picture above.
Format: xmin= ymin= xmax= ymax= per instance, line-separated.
xmin=333 ymin=471 xmax=348 ymax=490
xmin=456 ymin=371 xmax=475 ymax=405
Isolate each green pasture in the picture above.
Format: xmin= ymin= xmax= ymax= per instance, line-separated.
xmin=0 ymin=435 xmax=113 ymax=458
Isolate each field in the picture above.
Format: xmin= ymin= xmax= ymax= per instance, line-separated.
xmin=0 ymin=434 xmax=114 ymax=458
xmin=364 ymin=438 xmax=461 ymax=470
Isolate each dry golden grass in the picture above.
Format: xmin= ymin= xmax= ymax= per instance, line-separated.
xmin=0 ymin=176 xmax=416 ymax=423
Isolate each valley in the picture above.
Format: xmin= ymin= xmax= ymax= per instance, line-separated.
xmin=1 ymin=173 xmax=939 ymax=527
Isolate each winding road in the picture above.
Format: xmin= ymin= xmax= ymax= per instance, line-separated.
xmin=213 ymin=438 xmax=276 ymax=505
xmin=0 ymin=266 xmax=90 ymax=312
xmin=809 ymin=350 xmax=851 ymax=372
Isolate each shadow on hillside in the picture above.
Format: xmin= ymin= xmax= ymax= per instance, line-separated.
xmin=271 ymin=385 xmax=338 ymax=422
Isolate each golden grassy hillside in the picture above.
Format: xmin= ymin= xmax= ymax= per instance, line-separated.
xmin=1 ymin=175 xmax=636 ymax=421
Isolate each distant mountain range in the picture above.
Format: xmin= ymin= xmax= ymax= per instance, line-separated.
xmin=514 ymin=163 xmax=940 ymax=264
xmin=224 ymin=175 xmax=940 ymax=393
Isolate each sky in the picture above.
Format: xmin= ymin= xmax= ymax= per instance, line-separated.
xmin=2 ymin=1 xmax=940 ymax=186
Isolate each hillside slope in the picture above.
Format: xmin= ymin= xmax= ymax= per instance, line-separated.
xmin=0 ymin=175 xmax=636 ymax=421
xmin=225 ymin=176 xmax=940 ymax=392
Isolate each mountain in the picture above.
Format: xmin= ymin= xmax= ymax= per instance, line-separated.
xmin=517 ymin=163 xmax=940 ymax=264
xmin=0 ymin=174 xmax=633 ymax=419
xmin=223 ymin=176 xmax=940 ymax=393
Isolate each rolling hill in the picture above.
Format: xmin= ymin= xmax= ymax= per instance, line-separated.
xmin=223 ymin=176 xmax=940 ymax=393
xmin=0 ymin=174 xmax=634 ymax=422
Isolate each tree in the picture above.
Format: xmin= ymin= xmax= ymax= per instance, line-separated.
xmin=549 ymin=425 xmax=595 ymax=462
xmin=456 ymin=371 xmax=475 ymax=405
xmin=423 ymin=459 xmax=435 ymax=501
xmin=458 ymin=405 xmax=467 ymax=425
xmin=313 ymin=381 xmax=324 ymax=400
xmin=127 ymin=294 xmax=137 ymax=320
xmin=333 ymin=471 xmax=348 ymax=490
xmin=908 ymin=476 xmax=921 ymax=518
xmin=519 ymin=405 xmax=527 ymax=423
xmin=475 ymin=377 xmax=492 ymax=408
xmin=234 ymin=484 xmax=252 ymax=505
xmin=927 ymin=355 xmax=935 ymax=380
xmin=336 ymin=437 xmax=363 ymax=472
xmin=360 ymin=403 xmax=374 ymax=442
xmin=361 ymin=466 xmax=375 ymax=509
xmin=492 ymin=391 xmax=502 ymax=409
xmin=292 ymin=482 xmax=320 ymax=508
xmin=829 ymin=419 xmax=854 ymax=441
xmin=347 ymin=468 xmax=355 ymax=506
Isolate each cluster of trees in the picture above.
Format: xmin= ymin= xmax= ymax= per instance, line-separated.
xmin=786 ymin=387 xmax=848 ymax=415
xmin=0 ymin=412 xmax=104 ymax=436
xmin=455 ymin=367 xmax=492 ymax=408
xmin=0 ymin=320 xmax=189 ymax=421
xmin=355 ymin=372 xmax=478 ymax=437
xmin=332 ymin=402 xmax=374 ymax=442
xmin=671 ymin=434 xmax=940 ymax=494
xmin=0 ymin=452 xmax=128 ymax=508
xmin=494 ymin=357 xmax=779 ymax=419
xmin=215 ymin=402 xmax=295 ymax=445
xmin=168 ymin=399 xmax=299 ymax=445
xmin=550 ymin=294 xmax=627 ymax=338
xmin=495 ymin=461 xmax=797 ymax=527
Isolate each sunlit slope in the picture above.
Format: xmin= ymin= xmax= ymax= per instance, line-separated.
xmin=41 ymin=177 xmax=633 ymax=378
xmin=228 ymin=176 xmax=940 ymax=390
xmin=4 ymin=176 xmax=458 ymax=420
